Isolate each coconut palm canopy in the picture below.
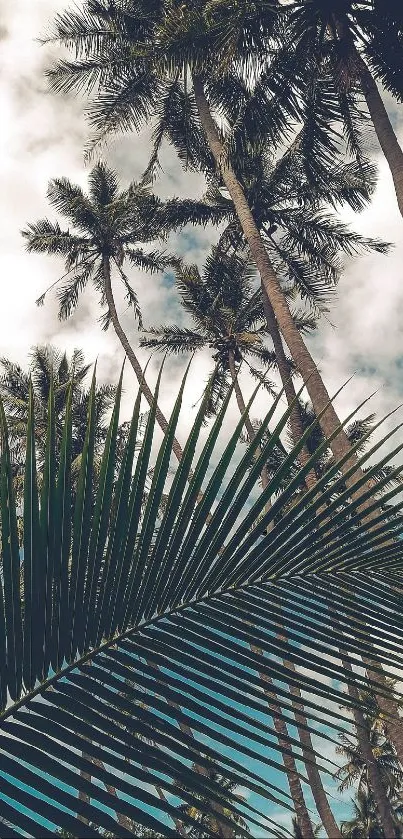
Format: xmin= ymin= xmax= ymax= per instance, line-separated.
xmin=21 ymin=162 xmax=173 ymax=329
xmin=140 ymin=249 xmax=280 ymax=416
xmin=1 ymin=366 xmax=403 ymax=836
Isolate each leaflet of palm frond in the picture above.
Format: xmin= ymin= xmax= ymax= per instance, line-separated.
xmin=293 ymin=69 xmax=345 ymax=185
xmin=290 ymin=157 xmax=378 ymax=212
xmin=160 ymin=195 xmax=230 ymax=232
xmin=204 ymin=0 xmax=283 ymax=70
xmin=2 ymin=370 xmax=403 ymax=835
xmin=243 ymin=364 xmax=277 ymax=399
xmin=144 ymin=79 xmax=215 ymax=181
xmin=140 ymin=326 xmax=206 ymax=356
xmin=207 ymin=57 xmax=301 ymax=163
xmin=267 ymin=241 xmax=336 ymax=309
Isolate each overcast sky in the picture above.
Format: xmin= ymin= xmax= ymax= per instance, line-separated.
xmin=2 ymin=1 xmax=403 ymax=834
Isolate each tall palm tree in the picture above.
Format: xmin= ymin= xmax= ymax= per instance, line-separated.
xmin=199 ymin=138 xmax=385 ymax=480
xmin=274 ymin=0 xmax=403 ymax=217
xmin=44 ymin=0 xmax=387 ymax=511
xmin=336 ymin=681 xmax=403 ymax=828
xmin=22 ymin=162 xmax=187 ymax=463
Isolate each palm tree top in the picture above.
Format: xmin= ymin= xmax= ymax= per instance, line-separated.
xmin=140 ymin=247 xmax=293 ymax=416
xmin=284 ymin=0 xmax=403 ymax=98
xmin=202 ymin=139 xmax=388 ymax=312
xmin=22 ymin=161 xmax=172 ymax=327
xmin=0 ymin=343 xmax=116 ymax=485
xmin=141 ymin=247 xmax=278 ymax=365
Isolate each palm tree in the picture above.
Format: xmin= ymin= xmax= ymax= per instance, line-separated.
xmin=140 ymin=248 xmax=280 ymax=435
xmin=44 ymin=0 xmax=386 ymax=512
xmin=22 ymin=161 xmax=188 ymax=463
xmin=0 ymin=344 xmax=115 ymax=495
xmin=2 ymin=364 xmax=403 ymax=836
xmin=336 ymin=681 xmax=403 ymax=833
xmin=141 ymin=249 xmax=328 ymax=837
xmin=199 ymin=137 xmax=385 ymax=481
xmin=340 ymin=788 xmax=385 ymax=838
xmin=274 ymin=0 xmax=403 ymax=217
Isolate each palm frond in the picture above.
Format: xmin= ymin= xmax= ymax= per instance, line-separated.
xmin=140 ymin=326 xmax=206 ymax=355
xmin=1 ymin=367 xmax=403 ymax=836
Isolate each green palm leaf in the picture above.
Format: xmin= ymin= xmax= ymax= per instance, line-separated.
xmin=1 ymin=366 xmax=403 ymax=836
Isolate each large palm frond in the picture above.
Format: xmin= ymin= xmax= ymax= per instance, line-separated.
xmin=1 ymin=365 xmax=403 ymax=836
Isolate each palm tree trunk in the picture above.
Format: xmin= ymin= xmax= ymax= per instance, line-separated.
xmin=279 ymin=635 xmax=342 ymax=839
xmin=227 ymin=349 xmax=269 ymax=489
xmin=192 ymin=75 xmax=377 ymax=515
xmin=329 ymin=608 xmax=398 ymax=837
xmin=170 ymin=709 xmax=235 ymax=838
xmin=333 ymin=18 xmax=403 ymax=219
xmin=261 ymin=290 xmax=318 ymax=492
xmin=226 ymin=353 xmax=328 ymax=837
xmin=78 ymin=766 xmax=91 ymax=825
xmin=357 ymin=57 xmax=403 ymax=218
xmin=264 ymin=321 xmax=341 ymax=835
xmin=102 ymin=256 xmax=184 ymax=463
xmin=261 ymin=294 xmax=397 ymax=835
xmin=153 ymin=780 xmax=188 ymax=836
xmin=250 ymin=643 xmax=315 ymax=839
xmin=148 ymin=659 xmax=235 ymax=838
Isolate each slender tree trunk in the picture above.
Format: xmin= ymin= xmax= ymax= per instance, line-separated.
xmin=250 ymin=643 xmax=315 ymax=839
xmin=102 ymin=256 xmax=184 ymax=463
xmin=261 ymin=292 xmax=399 ymax=835
xmin=358 ymin=57 xmax=403 ymax=218
xmin=149 ymin=659 xmax=235 ymax=838
xmin=169 ymin=707 xmax=235 ymax=838
xmin=278 ymin=632 xmax=342 ymax=839
xmin=78 ymin=765 xmax=91 ymax=825
xmin=333 ymin=18 xmax=403 ymax=219
xmin=329 ymin=608 xmax=398 ymax=837
xmin=261 ymin=290 xmax=318 ymax=492
xmin=227 ymin=354 xmax=332 ymax=837
xmin=92 ymin=758 xmax=134 ymax=831
xmin=227 ymin=349 xmax=269 ymax=489
xmin=153 ymin=779 xmax=188 ymax=836
xmin=192 ymin=75 xmax=377 ymax=515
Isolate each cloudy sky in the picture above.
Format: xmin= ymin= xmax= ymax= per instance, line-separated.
xmin=2 ymin=0 xmax=403 ymax=452
xmin=1 ymin=2 xmax=403 ymax=832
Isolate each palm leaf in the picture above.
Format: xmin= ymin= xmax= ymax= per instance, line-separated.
xmin=1 ymin=367 xmax=403 ymax=836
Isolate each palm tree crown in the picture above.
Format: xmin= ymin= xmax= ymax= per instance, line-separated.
xmin=22 ymin=162 xmax=169 ymax=328
xmin=274 ymin=0 xmax=403 ymax=214
xmin=141 ymin=249 xmax=280 ymax=415
xmin=204 ymin=141 xmax=387 ymax=313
